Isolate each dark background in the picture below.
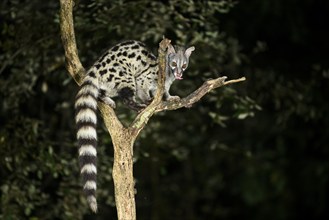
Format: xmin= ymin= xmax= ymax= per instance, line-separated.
xmin=1 ymin=0 xmax=328 ymax=219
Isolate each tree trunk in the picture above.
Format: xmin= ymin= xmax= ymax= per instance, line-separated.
xmin=112 ymin=133 xmax=136 ymax=220
xmin=99 ymin=103 xmax=137 ymax=219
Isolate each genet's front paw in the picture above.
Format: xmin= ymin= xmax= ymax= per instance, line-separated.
xmin=167 ymin=96 xmax=180 ymax=101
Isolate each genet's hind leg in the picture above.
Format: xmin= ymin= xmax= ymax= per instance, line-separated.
xmin=119 ymin=87 xmax=146 ymax=111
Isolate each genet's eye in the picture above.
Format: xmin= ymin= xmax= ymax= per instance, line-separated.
xmin=171 ymin=62 xmax=177 ymax=67
xmin=182 ymin=64 xmax=187 ymax=69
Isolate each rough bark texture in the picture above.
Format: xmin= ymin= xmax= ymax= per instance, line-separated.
xmin=59 ymin=0 xmax=245 ymax=219
xmin=59 ymin=0 xmax=85 ymax=85
xmin=98 ymin=103 xmax=137 ymax=219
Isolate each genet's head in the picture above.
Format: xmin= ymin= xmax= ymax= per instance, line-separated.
xmin=167 ymin=44 xmax=195 ymax=80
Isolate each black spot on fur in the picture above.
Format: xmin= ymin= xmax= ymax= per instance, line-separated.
xmin=109 ymin=68 xmax=116 ymax=73
xmin=141 ymin=50 xmax=148 ymax=56
xmin=137 ymin=41 xmax=146 ymax=47
xmin=102 ymin=62 xmax=106 ymax=67
xmin=128 ymin=53 xmax=136 ymax=58
xmin=112 ymin=45 xmax=119 ymax=52
xmin=89 ymin=71 xmax=96 ymax=78
xmin=100 ymin=69 xmax=107 ymax=75
xmin=122 ymin=51 xmax=127 ymax=57
xmin=141 ymin=60 xmax=147 ymax=66
xmin=95 ymin=63 xmax=101 ymax=69
xmin=138 ymin=68 xmax=149 ymax=77
xmin=113 ymin=63 xmax=119 ymax=67
xmin=148 ymin=54 xmax=157 ymax=61
xmin=120 ymin=40 xmax=135 ymax=46
xmin=99 ymin=52 xmax=109 ymax=61
xmin=111 ymin=55 xmax=115 ymax=60
xmin=107 ymin=74 xmax=114 ymax=82
xmin=136 ymin=55 xmax=141 ymax=61
xmin=131 ymin=45 xmax=139 ymax=49
xmin=119 ymin=71 xmax=125 ymax=76
xmin=149 ymin=63 xmax=158 ymax=68
xmin=106 ymin=58 xmax=111 ymax=64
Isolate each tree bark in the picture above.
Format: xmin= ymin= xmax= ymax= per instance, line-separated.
xmin=59 ymin=0 xmax=245 ymax=219
xmin=98 ymin=104 xmax=137 ymax=219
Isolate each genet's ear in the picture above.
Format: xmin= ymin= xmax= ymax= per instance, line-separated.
xmin=167 ymin=44 xmax=176 ymax=55
xmin=185 ymin=46 xmax=195 ymax=58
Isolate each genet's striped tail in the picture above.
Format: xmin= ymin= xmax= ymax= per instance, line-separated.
xmin=75 ymin=72 xmax=99 ymax=213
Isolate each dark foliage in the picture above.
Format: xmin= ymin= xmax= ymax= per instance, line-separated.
xmin=0 ymin=0 xmax=328 ymax=219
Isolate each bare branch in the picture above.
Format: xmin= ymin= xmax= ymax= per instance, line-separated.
xmin=59 ymin=0 xmax=85 ymax=85
xmin=156 ymin=76 xmax=246 ymax=112
xmin=153 ymin=38 xmax=171 ymax=104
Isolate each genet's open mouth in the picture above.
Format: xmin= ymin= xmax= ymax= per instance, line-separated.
xmin=175 ymin=73 xmax=183 ymax=80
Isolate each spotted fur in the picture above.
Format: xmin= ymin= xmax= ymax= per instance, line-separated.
xmin=75 ymin=40 xmax=194 ymax=212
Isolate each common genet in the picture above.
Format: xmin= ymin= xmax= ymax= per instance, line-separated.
xmin=74 ymin=40 xmax=195 ymax=212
